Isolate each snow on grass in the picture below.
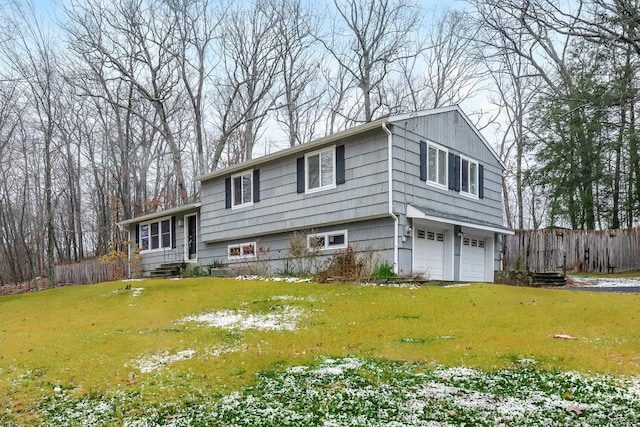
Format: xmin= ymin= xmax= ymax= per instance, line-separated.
xmin=178 ymin=306 xmax=303 ymax=331
xmin=130 ymin=345 xmax=238 ymax=373
xmin=36 ymin=357 xmax=640 ymax=426
xmin=235 ymin=275 xmax=312 ymax=283
xmin=571 ymin=277 xmax=640 ymax=288
xmin=131 ymin=349 xmax=197 ymax=373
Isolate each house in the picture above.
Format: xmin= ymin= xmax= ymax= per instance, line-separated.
xmin=118 ymin=105 xmax=513 ymax=281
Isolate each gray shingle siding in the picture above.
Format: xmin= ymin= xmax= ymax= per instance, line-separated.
xmin=200 ymin=129 xmax=391 ymax=244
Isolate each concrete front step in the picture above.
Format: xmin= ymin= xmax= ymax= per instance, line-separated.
xmin=150 ymin=262 xmax=185 ymax=278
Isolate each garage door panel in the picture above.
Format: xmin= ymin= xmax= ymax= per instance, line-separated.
xmin=414 ymin=228 xmax=445 ymax=280
xmin=460 ymin=236 xmax=485 ymax=281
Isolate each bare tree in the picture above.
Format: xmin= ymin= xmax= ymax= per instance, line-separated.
xmin=271 ymin=0 xmax=323 ymax=147
xmin=64 ymin=0 xmax=191 ymax=205
xmin=0 ymin=0 xmax=62 ymax=288
xmin=168 ymin=0 xmax=223 ymax=176
xmin=319 ymin=0 xmax=422 ymax=123
xmin=210 ymin=0 xmax=282 ymax=168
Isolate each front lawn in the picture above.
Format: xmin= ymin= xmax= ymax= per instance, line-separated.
xmin=1 ymin=277 xmax=639 ymax=425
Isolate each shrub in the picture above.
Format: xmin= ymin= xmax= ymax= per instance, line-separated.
xmin=371 ymin=262 xmax=397 ymax=279
xmin=99 ymin=242 xmax=129 ymax=280
xmin=183 ymin=263 xmax=205 ymax=277
xmin=314 ymin=246 xmax=366 ymax=283
xmin=285 ymin=229 xmax=319 ymax=276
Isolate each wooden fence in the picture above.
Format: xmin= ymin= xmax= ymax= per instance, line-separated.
xmin=54 ymin=258 xmax=127 ymax=286
xmin=503 ymin=228 xmax=640 ymax=273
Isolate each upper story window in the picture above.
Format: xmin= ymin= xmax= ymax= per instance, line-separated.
xmin=232 ymin=170 xmax=253 ymax=208
xmin=427 ymin=143 xmax=447 ymax=187
xmin=225 ymin=169 xmax=260 ymax=209
xmin=306 ymin=147 xmax=335 ymax=192
xmin=140 ymin=217 xmax=172 ymax=251
xmin=461 ymin=157 xmax=478 ymax=197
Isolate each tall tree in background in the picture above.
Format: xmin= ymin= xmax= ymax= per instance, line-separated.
xmin=210 ymin=0 xmax=282 ymax=168
xmin=65 ymin=0 xmax=190 ymax=205
xmin=272 ymin=0 xmax=323 ymax=147
xmin=0 ymin=0 xmax=60 ymax=288
xmin=321 ymin=0 xmax=422 ymax=123
xmin=169 ymin=0 xmax=221 ymax=177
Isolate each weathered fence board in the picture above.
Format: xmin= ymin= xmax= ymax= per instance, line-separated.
xmin=54 ymin=258 xmax=126 ymax=285
xmin=503 ymin=228 xmax=640 ymax=273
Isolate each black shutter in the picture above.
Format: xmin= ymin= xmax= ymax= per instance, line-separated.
xmin=171 ymin=216 xmax=177 ymax=248
xmin=253 ymin=169 xmax=260 ymax=202
xmin=448 ymin=152 xmax=456 ymax=190
xmin=454 ymin=155 xmax=461 ymax=192
xmin=135 ymin=224 xmax=140 ymax=247
xmin=419 ymin=141 xmax=427 ymax=181
xmin=478 ymin=164 xmax=484 ymax=199
xmin=225 ymin=177 xmax=232 ymax=208
xmin=297 ymin=157 xmax=305 ymax=193
xmin=336 ymin=145 xmax=346 ymax=184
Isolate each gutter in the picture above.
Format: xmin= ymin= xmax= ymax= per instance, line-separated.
xmin=381 ymin=122 xmax=399 ymax=274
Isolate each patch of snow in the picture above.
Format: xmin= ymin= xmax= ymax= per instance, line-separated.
xmin=179 ymin=306 xmax=303 ymax=331
xmin=571 ymin=277 xmax=640 ymax=287
xmin=443 ymin=283 xmax=471 ymax=288
xmin=131 ymin=288 xmax=144 ymax=297
xmin=132 ymin=349 xmax=196 ymax=373
xmin=311 ymin=357 xmax=364 ymax=376
xmin=264 ymin=277 xmax=313 ymax=283
xmin=271 ymin=294 xmax=319 ymax=302
xmin=361 ymin=281 xmax=420 ymax=289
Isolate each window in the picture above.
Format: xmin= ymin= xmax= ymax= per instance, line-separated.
xmin=427 ymin=143 xmax=447 ymax=187
xmin=307 ymin=230 xmax=348 ymax=250
xmin=461 ymin=157 xmax=478 ymax=197
xmin=232 ymin=171 xmax=253 ymax=208
xmin=228 ymin=242 xmax=256 ymax=259
xmin=140 ymin=218 xmax=172 ymax=251
xmin=306 ymin=147 xmax=335 ymax=192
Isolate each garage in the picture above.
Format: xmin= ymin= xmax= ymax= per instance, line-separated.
xmin=460 ymin=235 xmax=487 ymax=281
xmin=413 ymin=228 xmax=446 ymax=280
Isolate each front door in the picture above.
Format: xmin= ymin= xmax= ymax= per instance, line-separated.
xmin=186 ymin=214 xmax=197 ymax=260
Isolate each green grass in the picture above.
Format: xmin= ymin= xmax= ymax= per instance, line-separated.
xmin=1 ymin=277 xmax=639 ymax=425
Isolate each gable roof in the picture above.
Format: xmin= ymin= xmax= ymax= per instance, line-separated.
xmin=388 ymin=105 xmax=505 ymax=169
xmin=195 ymin=105 xmax=504 ymax=182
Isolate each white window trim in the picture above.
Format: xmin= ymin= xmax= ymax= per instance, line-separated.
xmin=460 ymin=156 xmax=479 ymax=199
xmin=140 ymin=216 xmax=172 ymax=253
xmin=307 ymin=230 xmax=348 ymax=251
xmin=231 ymin=170 xmax=254 ymax=209
xmin=228 ymin=242 xmax=257 ymax=260
xmin=305 ymin=146 xmax=336 ymax=194
xmin=427 ymin=142 xmax=448 ymax=190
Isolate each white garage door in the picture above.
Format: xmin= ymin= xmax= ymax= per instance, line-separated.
xmin=414 ymin=229 xmax=445 ymax=280
xmin=460 ymin=236 xmax=486 ymax=281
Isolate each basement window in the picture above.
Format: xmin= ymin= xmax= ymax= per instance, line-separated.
xmin=307 ymin=230 xmax=348 ymax=250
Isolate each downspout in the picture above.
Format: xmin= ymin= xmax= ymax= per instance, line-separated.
xmin=381 ymin=122 xmax=399 ymax=274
